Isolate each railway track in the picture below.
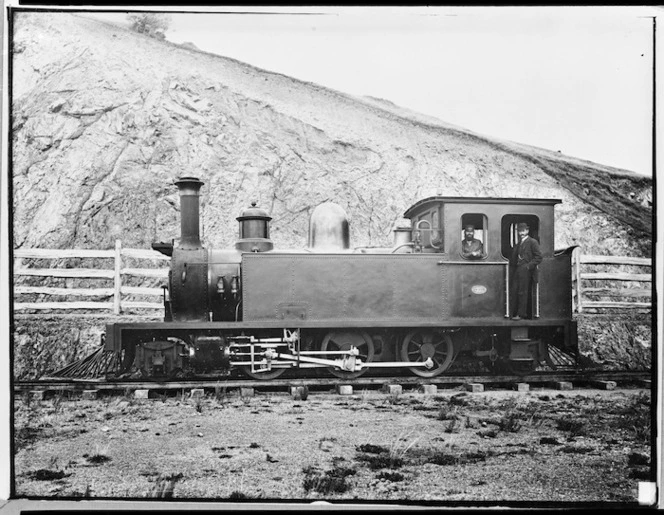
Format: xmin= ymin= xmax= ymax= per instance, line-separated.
xmin=14 ymin=370 xmax=652 ymax=395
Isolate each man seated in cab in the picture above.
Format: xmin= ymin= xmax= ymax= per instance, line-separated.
xmin=509 ymin=222 xmax=542 ymax=320
xmin=461 ymin=224 xmax=484 ymax=259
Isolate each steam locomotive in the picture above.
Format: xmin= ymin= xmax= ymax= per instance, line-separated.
xmin=104 ymin=177 xmax=578 ymax=380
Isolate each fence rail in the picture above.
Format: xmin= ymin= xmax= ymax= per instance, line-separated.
xmin=14 ymin=240 xmax=169 ymax=315
xmin=572 ymin=248 xmax=652 ymax=313
xmin=13 ymin=243 xmax=652 ymax=315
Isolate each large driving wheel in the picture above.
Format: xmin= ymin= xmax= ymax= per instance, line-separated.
xmin=320 ymin=331 xmax=375 ymax=379
xmin=400 ymin=330 xmax=454 ymax=378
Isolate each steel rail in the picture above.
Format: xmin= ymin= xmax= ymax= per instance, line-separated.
xmin=13 ymin=370 xmax=652 ymax=393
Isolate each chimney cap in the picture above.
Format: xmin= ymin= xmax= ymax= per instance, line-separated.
xmin=175 ymin=176 xmax=204 ymax=187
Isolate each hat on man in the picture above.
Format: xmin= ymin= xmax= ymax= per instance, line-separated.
xmin=517 ymin=222 xmax=529 ymax=231
xmin=464 ymin=224 xmax=475 ymax=231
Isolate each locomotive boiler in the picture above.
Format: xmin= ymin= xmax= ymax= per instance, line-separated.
xmin=104 ymin=177 xmax=579 ymax=380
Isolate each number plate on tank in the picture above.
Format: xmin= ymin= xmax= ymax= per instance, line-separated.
xmin=471 ymin=285 xmax=487 ymax=295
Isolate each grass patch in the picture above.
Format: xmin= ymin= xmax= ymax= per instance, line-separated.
xmin=356 ymin=453 xmax=404 ymax=470
xmin=15 ymin=426 xmax=42 ymax=451
xmin=384 ymin=391 xmax=402 ymax=405
xmin=376 ymin=471 xmax=405 ymax=482
xmin=412 ymin=405 xmax=437 ymax=411
xmin=302 ymin=465 xmax=356 ymax=494
xmin=444 ymin=418 xmax=460 ymax=433
xmin=356 ymin=430 xmax=420 ymax=470
xmin=149 ymin=472 xmax=184 ymax=498
xmin=449 ymin=393 xmax=469 ymax=406
xmin=556 ymin=418 xmax=586 ymax=436
xmin=560 ymin=445 xmax=594 ymax=454
xmin=27 ymin=469 xmax=68 ymax=481
xmin=428 ymin=450 xmax=488 ymax=466
xmin=616 ymin=392 xmax=651 ymax=442
xmin=319 ymin=436 xmax=338 ymax=448
xmin=50 ymin=395 xmax=64 ymax=414
xmin=437 ymin=405 xmax=462 ymax=422
xmin=499 ymin=411 xmax=522 ymax=433
xmin=356 ymin=443 xmax=388 ymax=454
xmin=86 ymin=454 xmax=111 ymax=464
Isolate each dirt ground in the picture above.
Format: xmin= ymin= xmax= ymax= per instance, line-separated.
xmin=12 ymin=385 xmax=653 ymax=507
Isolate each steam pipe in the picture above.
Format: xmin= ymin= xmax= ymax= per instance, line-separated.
xmin=175 ymin=176 xmax=204 ymax=249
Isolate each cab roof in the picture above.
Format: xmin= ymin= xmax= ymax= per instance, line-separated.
xmin=403 ymin=196 xmax=562 ymax=219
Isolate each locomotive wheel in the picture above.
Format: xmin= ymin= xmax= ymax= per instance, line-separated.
xmin=320 ymin=331 xmax=375 ymax=379
xmin=238 ymin=340 xmax=288 ymax=380
xmin=400 ymin=330 xmax=454 ymax=378
xmin=241 ymin=364 xmax=287 ymax=380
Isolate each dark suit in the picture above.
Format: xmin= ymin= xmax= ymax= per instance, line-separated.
xmin=509 ymin=236 xmax=542 ymax=318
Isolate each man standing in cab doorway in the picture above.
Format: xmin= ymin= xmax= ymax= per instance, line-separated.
xmin=509 ymin=222 xmax=542 ymax=320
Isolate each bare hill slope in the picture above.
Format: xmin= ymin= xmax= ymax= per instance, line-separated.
xmin=11 ymin=12 xmax=652 ymax=256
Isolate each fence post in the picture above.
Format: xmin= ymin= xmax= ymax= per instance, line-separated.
xmin=114 ymin=239 xmax=122 ymax=315
xmin=574 ymin=247 xmax=583 ymax=314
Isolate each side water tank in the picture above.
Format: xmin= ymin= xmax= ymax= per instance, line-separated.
xmin=308 ymin=202 xmax=350 ymax=252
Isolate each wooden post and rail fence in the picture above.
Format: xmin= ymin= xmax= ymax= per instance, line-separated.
xmin=12 ymin=242 xmax=652 ymax=316
xmin=13 ymin=240 xmax=169 ymax=316
xmin=571 ymin=248 xmax=652 ymax=313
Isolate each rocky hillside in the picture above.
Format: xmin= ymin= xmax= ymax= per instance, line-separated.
xmin=12 ymin=12 xmax=652 ymax=257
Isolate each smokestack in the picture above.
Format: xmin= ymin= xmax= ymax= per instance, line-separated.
xmin=175 ymin=176 xmax=204 ymax=249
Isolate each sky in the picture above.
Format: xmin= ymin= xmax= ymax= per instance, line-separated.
xmin=82 ymin=6 xmax=657 ymax=177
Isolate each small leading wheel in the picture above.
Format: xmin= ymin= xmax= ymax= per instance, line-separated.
xmin=400 ymin=330 xmax=454 ymax=378
xmin=320 ymin=331 xmax=375 ymax=379
xmin=241 ymin=366 xmax=287 ymax=380
xmin=240 ymin=344 xmax=287 ymax=380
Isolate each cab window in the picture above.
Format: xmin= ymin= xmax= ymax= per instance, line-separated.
xmin=501 ymin=214 xmax=540 ymax=258
xmin=460 ymin=213 xmax=487 ymax=259
xmin=414 ymin=209 xmax=443 ymax=250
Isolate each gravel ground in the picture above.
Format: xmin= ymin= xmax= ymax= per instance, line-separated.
xmin=12 ymin=385 xmax=652 ymax=508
